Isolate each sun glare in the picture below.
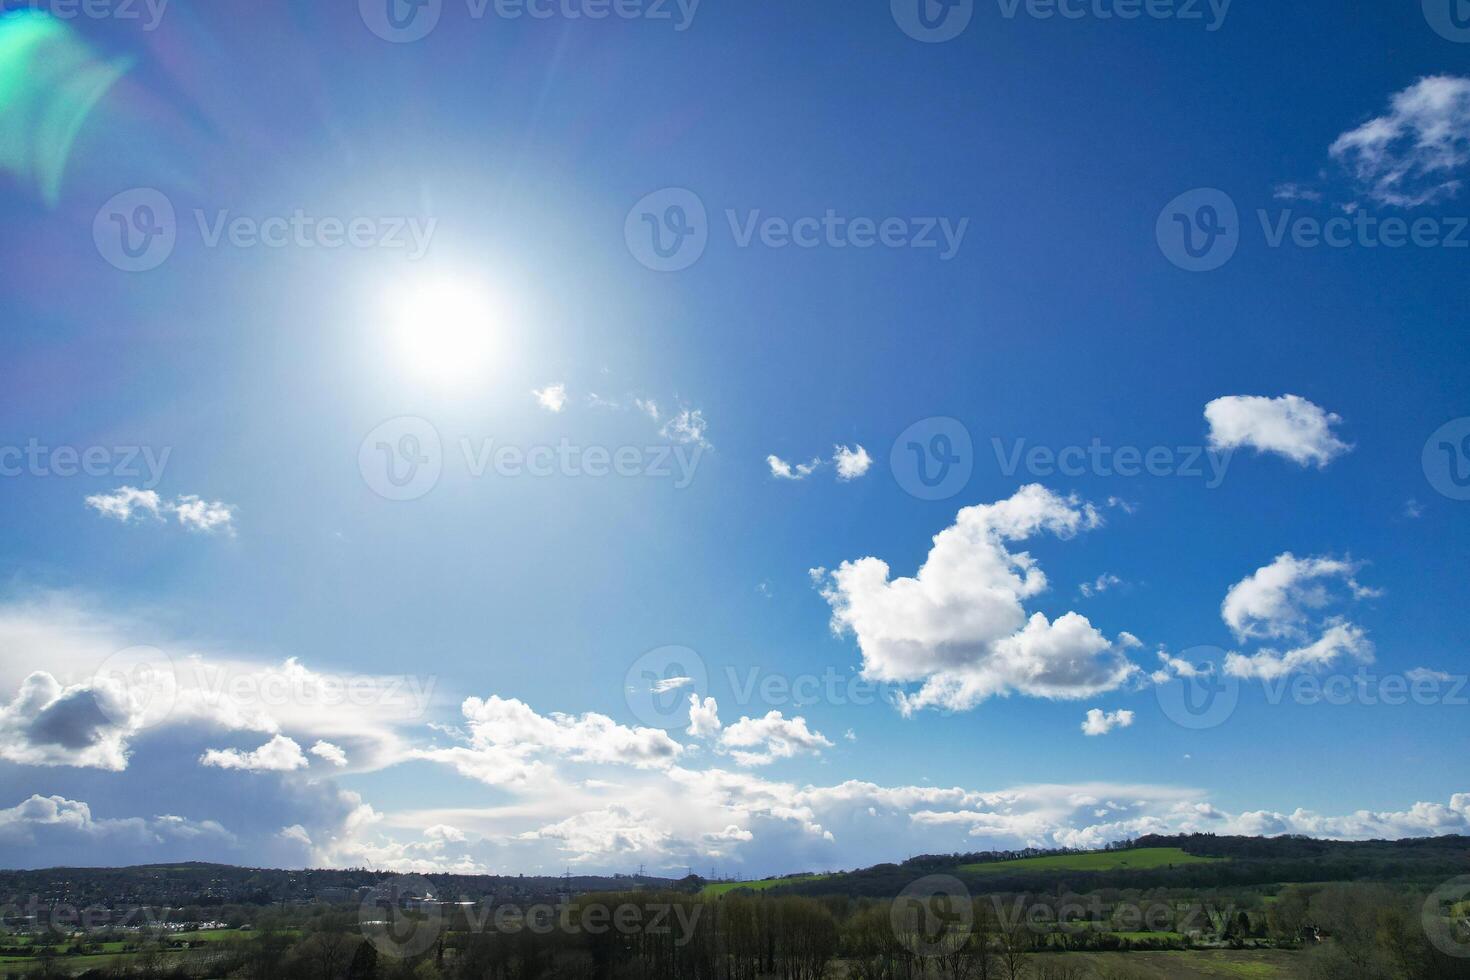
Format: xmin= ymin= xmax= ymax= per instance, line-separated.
xmin=388 ymin=277 xmax=502 ymax=387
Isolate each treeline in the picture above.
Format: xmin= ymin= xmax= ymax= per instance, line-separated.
xmin=16 ymin=881 xmax=1470 ymax=980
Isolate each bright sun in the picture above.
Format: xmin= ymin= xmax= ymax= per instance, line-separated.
xmin=388 ymin=277 xmax=501 ymax=387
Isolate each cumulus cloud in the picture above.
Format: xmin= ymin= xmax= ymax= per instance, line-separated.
xmin=832 ymin=445 xmax=873 ymax=481
xmin=0 ymin=795 xmax=233 ymax=850
xmin=686 ymin=695 xmax=721 ymax=739
xmin=200 ymin=734 xmax=310 ymax=772
xmin=1081 ymin=708 xmax=1135 ymax=736
xmin=532 ymin=384 xmax=568 ymax=413
xmin=714 ymin=710 xmax=833 ymax=767
xmin=0 ymin=672 xmax=134 ymax=770
xmin=1079 ymin=573 xmax=1122 ymax=599
xmin=416 ymin=696 xmax=683 ymax=787
xmin=86 ymin=487 xmax=236 ymax=535
xmin=1220 ymin=553 xmax=1378 ymax=680
xmin=816 ymin=485 xmax=1138 ymax=713
xmin=1331 ymin=75 xmax=1470 ymax=207
xmin=1204 ymin=395 xmax=1351 ymax=468
xmin=310 ymin=740 xmax=349 ymax=767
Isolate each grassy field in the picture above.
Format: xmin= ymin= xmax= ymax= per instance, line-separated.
xmin=1044 ymin=949 xmax=1306 ymax=978
xmin=702 ymin=874 xmax=831 ymax=897
xmin=957 ymin=847 xmax=1222 ymax=875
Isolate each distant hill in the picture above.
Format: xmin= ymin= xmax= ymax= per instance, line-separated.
xmin=4 ymin=833 xmax=1468 ymax=906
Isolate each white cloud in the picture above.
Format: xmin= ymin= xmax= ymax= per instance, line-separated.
xmin=0 ymin=672 xmax=135 ymax=771
xmin=767 ymin=455 xmax=821 ymax=480
xmin=87 ymin=487 xmax=235 ymax=535
xmin=1204 ymin=395 xmax=1351 ymax=467
xmin=1079 ymin=573 xmax=1122 ymax=598
xmin=1408 ymin=667 xmax=1454 ymax=683
xmin=532 ymin=383 xmax=568 ymax=413
xmin=816 ymin=485 xmax=1137 ymax=713
xmin=1273 ymin=182 xmax=1323 ymax=202
xmin=661 ymin=408 xmax=710 ymax=449
xmin=686 ymin=695 xmax=721 ymax=739
xmin=1331 ymin=75 xmax=1470 ymax=207
xmin=652 ymin=676 xmax=693 ymax=695
xmin=171 ymin=495 xmax=235 ymax=534
xmin=1219 ymin=553 xmax=1378 ymax=680
xmin=1081 ymin=708 xmax=1135 ymax=736
xmin=1221 ymin=553 xmax=1374 ymax=641
xmin=832 ymin=444 xmax=873 ymax=481
xmin=200 ymin=734 xmax=309 ymax=772
xmin=715 ymin=710 xmax=832 ymax=767
xmin=84 ymin=486 xmax=161 ymax=522
xmin=310 ymin=740 xmax=349 ymax=767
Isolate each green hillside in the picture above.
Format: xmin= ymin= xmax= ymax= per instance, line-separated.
xmin=957 ymin=846 xmax=1222 ymax=874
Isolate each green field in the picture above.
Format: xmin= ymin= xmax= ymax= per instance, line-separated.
xmin=957 ymin=847 xmax=1223 ymax=875
xmin=1025 ymin=949 xmax=1306 ymax=979
xmin=702 ymin=874 xmax=831 ymax=897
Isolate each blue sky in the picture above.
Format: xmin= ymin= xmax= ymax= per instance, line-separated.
xmin=0 ymin=0 xmax=1467 ymax=875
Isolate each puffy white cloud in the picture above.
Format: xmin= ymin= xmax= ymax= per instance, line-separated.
xmin=0 ymin=795 xmax=234 ymax=850
xmin=686 ymin=695 xmax=721 ymax=739
xmin=416 ymin=696 xmax=683 ymax=788
xmin=86 ymin=487 xmax=235 ymax=535
xmin=1219 ymin=553 xmax=1378 ymax=680
xmin=1221 ymin=553 xmax=1373 ymax=641
xmin=715 ymin=710 xmax=832 ymax=767
xmin=832 ymin=444 xmax=872 ymax=481
xmin=817 ymin=486 xmax=1137 ymax=713
xmin=767 ymin=455 xmax=821 ymax=480
xmin=1204 ymin=395 xmax=1351 ymax=468
xmin=1081 ymin=708 xmax=1135 ymax=736
xmin=311 ymin=740 xmax=349 ymax=767
xmin=200 ymin=734 xmax=309 ymax=772
xmin=1331 ymin=75 xmax=1470 ymax=207
xmin=518 ymin=805 xmax=673 ymax=862
xmin=532 ymin=383 xmax=568 ymax=412
xmin=84 ymin=486 xmax=161 ymax=522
